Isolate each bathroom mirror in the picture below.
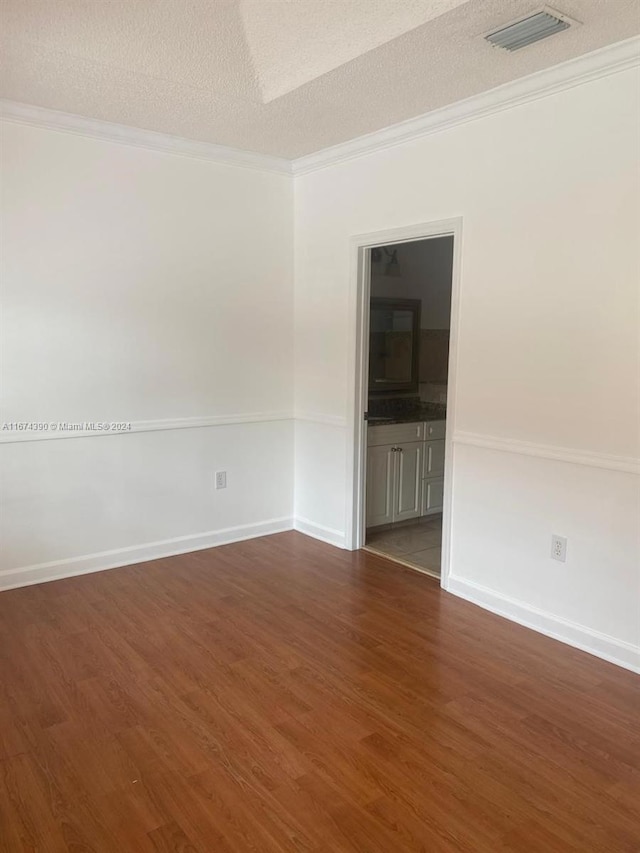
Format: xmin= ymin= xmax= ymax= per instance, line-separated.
xmin=369 ymin=298 xmax=421 ymax=394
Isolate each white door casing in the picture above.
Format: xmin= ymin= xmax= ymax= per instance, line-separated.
xmin=347 ymin=217 xmax=463 ymax=592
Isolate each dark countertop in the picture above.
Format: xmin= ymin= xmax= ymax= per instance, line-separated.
xmin=367 ymin=403 xmax=446 ymax=426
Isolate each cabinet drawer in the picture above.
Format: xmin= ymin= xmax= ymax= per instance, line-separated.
xmin=423 ymin=439 xmax=445 ymax=478
xmin=425 ymin=420 xmax=446 ymax=440
xmin=367 ymin=421 xmax=424 ymax=446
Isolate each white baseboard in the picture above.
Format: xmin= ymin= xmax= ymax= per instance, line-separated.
xmin=294 ymin=517 xmax=346 ymax=548
xmin=0 ymin=517 xmax=294 ymax=591
xmin=445 ymin=576 xmax=640 ymax=674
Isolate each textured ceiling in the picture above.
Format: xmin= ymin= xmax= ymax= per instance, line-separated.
xmin=1 ymin=0 xmax=638 ymax=159
xmin=239 ymin=0 xmax=470 ymax=102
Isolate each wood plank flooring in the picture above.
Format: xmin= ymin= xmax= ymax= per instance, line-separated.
xmin=0 ymin=531 xmax=638 ymax=852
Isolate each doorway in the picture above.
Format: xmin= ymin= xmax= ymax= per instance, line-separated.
xmin=345 ymin=219 xmax=462 ymax=588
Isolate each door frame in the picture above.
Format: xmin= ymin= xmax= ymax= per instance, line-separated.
xmin=344 ymin=217 xmax=463 ymax=590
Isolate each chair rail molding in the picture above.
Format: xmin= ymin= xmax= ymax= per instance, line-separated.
xmin=453 ymin=431 xmax=640 ymax=475
xmin=294 ymin=412 xmax=348 ymax=428
xmin=0 ymin=412 xmax=294 ymax=443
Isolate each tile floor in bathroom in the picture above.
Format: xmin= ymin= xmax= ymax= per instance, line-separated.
xmin=365 ymin=514 xmax=442 ymax=574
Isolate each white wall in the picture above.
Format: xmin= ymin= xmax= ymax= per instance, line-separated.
xmin=1 ymin=55 xmax=638 ymax=671
xmin=0 ymin=121 xmax=294 ymax=588
xmin=294 ymin=67 xmax=640 ymax=670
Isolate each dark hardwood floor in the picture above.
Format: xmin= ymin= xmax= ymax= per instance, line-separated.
xmin=0 ymin=531 xmax=638 ymax=852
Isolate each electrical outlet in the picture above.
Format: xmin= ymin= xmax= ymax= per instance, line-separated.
xmin=215 ymin=471 xmax=227 ymax=490
xmin=551 ymin=534 xmax=567 ymax=562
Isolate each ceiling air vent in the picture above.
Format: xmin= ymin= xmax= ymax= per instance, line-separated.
xmin=485 ymin=9 xmax=573 ymax=52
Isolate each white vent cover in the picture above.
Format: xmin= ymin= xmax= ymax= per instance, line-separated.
xmin=485 ymin=9 xmax=572 ymax=51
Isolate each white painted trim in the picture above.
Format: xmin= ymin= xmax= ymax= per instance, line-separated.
xmin=292 ymin=36 xmax=640 ymax=175
xmin=345 ymin=218 xmax=463 ymax=600
xmin=440 ymin=225 xmax=464 ymax=591
xmin=2 ymin=39 xmax=637 ymax=179
xmin=363 ymin=545 xmax=441 ymax=581
xmin=453 ymin=431 xmax=640 ymax=475
xmin=294 ymin=412 xmax=348 ymax=428
xmin=0 ymin=100 xmax=292 ymax=176
xmin=0 ymin=517 xmax=294 ymax=592
xmin=445 ymin=576 xmax=640 ymax=674
xmin=294 ymin=517 xmax=346 ymax=549
xmin=0 ymin=412 xmax=351 ymax=443
xmin=0 ymin=411 xmax=294 ymax=443
xmin=346 ymin=238 xmax=371 ymax=553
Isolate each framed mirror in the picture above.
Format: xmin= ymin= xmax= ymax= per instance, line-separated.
xmin=369 ymin=298 xmax=421 ymax=394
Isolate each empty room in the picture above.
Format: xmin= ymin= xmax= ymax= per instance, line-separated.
xmin=1 ymin=2 xmax=639 ymax=851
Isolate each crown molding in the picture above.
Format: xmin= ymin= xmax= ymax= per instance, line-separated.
xmin=0 ymin=100 xmax=292 ymax=176
xmin=292 ymin=36 xmax=640 ymax=175
xmin=1 ymin=38 xmax=637 ymax=178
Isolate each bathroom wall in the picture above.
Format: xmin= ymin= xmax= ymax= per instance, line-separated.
xmin=370 ymin=236 xmax=453 ymax=400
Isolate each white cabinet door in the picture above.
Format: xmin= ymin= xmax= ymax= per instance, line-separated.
xmin=422 ymin=476 xmax=444 ymax=515
xmin=395 ymin=441 xmax=423 ymax=523
xmin=424 ymin=439 xmax=445 ymax=478
xmin=366 ymin=444 xmax=395 ymax=528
